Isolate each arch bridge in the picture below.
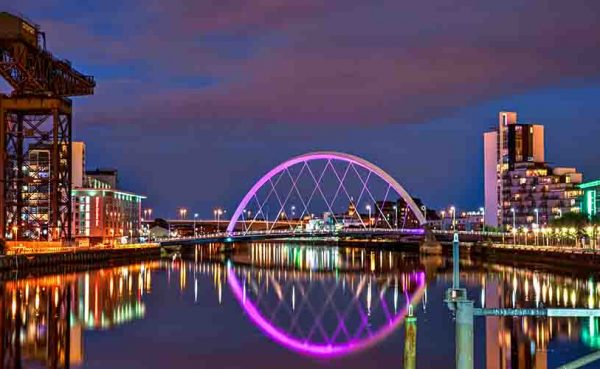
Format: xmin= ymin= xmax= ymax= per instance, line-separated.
xmin=162 ymin=151 xmax=430 ymax=246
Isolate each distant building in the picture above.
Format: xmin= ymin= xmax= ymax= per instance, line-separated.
xmin=72 ymin=188 xmax=145 ymax=245
xmin=579 ymin=179 xmax=600 ymax=219
xmin=429 ymin=209 xmax=484 ymax=231
xmin=374 ymin=197 xmax=431 ymax=228
xmin=71 ymin=156 xmax=145 ymax=244
xmin=72 ymin=142 xmax=86 ymax=188
xmin=86 ymin=168 xmax=118 ymax=189
xmin=484 ymin=112 xmax=581 ymax=229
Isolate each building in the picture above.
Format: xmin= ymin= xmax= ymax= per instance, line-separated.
xmin=374 ymin=197 xmax=433 ymax=228
xmin=579 ymin=179 xmax=600 ymax=219
xmin=484 ymin=112 xmax=581 ymax=229
xmin=72 ymin=142 xmax=86 ymax=188
xmin=72 ymin=188 xmax=145 ymax=245
xmin=86 ymin=168 xmax=118 ymax=189
xmin=501 ymin=163 xmax=581 ymax=226
xmin=429 ymin=209 xmax=484 ymax=231
xmin=70 ymin=150 xmax=145 ymax=245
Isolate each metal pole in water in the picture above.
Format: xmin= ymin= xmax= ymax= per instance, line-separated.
xmin=453 ymin=232 xmax=460 ymax=289
xmin=456 ymin=299 xmax=474 ymax=369
xmin=404 ymin=304 xmax=417 ymax=369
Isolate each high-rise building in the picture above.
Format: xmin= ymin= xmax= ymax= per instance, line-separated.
xmin=72 ymin=142 xmax=86 ymax=188
xmin=484 ymin=112 xmax=581 ymax=228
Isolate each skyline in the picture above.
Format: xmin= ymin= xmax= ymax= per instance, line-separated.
xmin=4 ymin=1 xmax=600 ymax=218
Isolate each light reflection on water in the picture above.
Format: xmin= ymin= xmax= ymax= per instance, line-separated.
xmin=0 ymin=242 xmax=599 ymax=368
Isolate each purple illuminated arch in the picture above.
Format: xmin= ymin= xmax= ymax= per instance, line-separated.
xmin=227 ymin=265 xmax=426 ymax=357
xmin=226 ymin=151 xmax=426 ymax=234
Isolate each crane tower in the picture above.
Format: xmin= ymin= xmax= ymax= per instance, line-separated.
xmin=0 ymin=12 xmax=95 ymax=242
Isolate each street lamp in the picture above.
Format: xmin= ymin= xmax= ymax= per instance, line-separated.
xmin=511 ymin=208 xmax=516 ymax=244
xmin=366 ymin=205 xmax=372 ymax=229
xmin=421 ymin=205 xmax=427 ymax=224
xmin=450 ymin=206 xmax=456 ymax=231
xmin=194 ymin=213 xmax=198 ymax=238
xmin=440 ymin=210 xmax=446 ymax=230
xmin=393 ymin=205 xmax=398 ymax=228
xmin=479 ymin=207 xmax=485 ymax=233
xmin=214 ymin=208 xmax=224 ymax=232
xmin=511 ymin=207 xmax=516 ymax=230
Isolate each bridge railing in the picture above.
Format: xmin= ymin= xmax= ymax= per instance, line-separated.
xmin=161 ymin=227 xmax=429 ymax=243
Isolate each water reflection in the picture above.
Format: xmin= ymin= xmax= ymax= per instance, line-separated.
xmin=0 ymin=243 xmax=599 ymax=368
xmin=0 ymin=263 xmax=156 ymax=369
xmin=224 ymin=244 xmax=425 ymax=357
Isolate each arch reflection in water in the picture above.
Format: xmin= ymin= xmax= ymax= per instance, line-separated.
xmin=224 ymin=243 xmax=426 ymax=358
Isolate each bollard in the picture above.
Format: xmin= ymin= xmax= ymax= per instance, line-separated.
xmin=453 ymin=233 xmax=460 ymax=289
xmin=456 ymin=299 xmax=474 ymax=369
xmin=404 ymin=304 xmax=417 ymax=369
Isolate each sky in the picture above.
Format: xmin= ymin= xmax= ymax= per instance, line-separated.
xmin=3 ymin=0 xmax=600 ymax=218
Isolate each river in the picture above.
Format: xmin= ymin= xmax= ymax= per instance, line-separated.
xmin=1 ymin=241 xmax=600 ymax=368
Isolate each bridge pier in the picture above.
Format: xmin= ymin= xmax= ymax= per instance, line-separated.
xmin=419 ymin=227 xmax=442 ymax=254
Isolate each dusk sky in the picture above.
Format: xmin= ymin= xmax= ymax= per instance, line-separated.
xmin=4 ymin=0 xmax=600 ymax=218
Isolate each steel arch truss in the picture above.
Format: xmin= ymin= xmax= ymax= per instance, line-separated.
xmin=227 ymin=151 xmax=426 ymax=235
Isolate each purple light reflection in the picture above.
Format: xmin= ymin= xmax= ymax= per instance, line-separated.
xmin=227 ymin=266 xmax=426 ymax=358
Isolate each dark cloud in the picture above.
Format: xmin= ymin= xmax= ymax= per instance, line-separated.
xmin=19 ymin=0 xmax=598 ymax=126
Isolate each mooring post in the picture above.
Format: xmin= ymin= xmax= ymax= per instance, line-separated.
xmin=453 ymin=232 xmax=460 ymax=289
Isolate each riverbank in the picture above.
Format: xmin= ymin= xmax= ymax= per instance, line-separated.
xmin=0 ymin=244 xmax=160 ymax=274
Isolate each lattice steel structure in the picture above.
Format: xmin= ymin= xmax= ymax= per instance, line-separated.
xmin=227 ymin=151 xmax=426 ymax=235
xmin=0 ymin=12 xmax=95 ymax=241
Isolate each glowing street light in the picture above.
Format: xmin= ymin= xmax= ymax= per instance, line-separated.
xmin=449 ymin=206 xmax=456 ymax=231
xmin=194 ymin=213 xmax=199 ymax=238
xmin=511 ymin=208 xmax=516 ymax=231
xmin=366 ymin=205 xmax=372 ymax=229
xmin=393 ymin=205 xmax=398 ymax=228
xmin=440 ymin=210 xmax=446 ymax=230
xmin=214 ymin=208 xmax=224 ymax=232
xmin=479 ymin=207 xmax=485 ymax=233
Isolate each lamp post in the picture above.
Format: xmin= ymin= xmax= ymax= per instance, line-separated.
xmin=479 ymin=207 xmax=485 ymax=233
xmin=214 ymin=208 xmax=224 ymax=232
xmin=366 ymin=205 xmax=372 ymax=229
xmin=393 ymin=205 xmax=398 ymax=228
xmin=194 ymin=213 xmax=198 ymax=238
xmin=511 ymin=207 xmax=516 ymax=229
xmin=450 ymin=206 xmax=456 ymax=231
xmin=421 ymin=205 xmax=427 ymax=224
xmin=511 ymin=208 xmax=516 ymax=244
xmin=440 ymin=210 xmax=446 ymax=230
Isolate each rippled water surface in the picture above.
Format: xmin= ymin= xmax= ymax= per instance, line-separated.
xmin=2 ymin=242 xmax=600 ymax=368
